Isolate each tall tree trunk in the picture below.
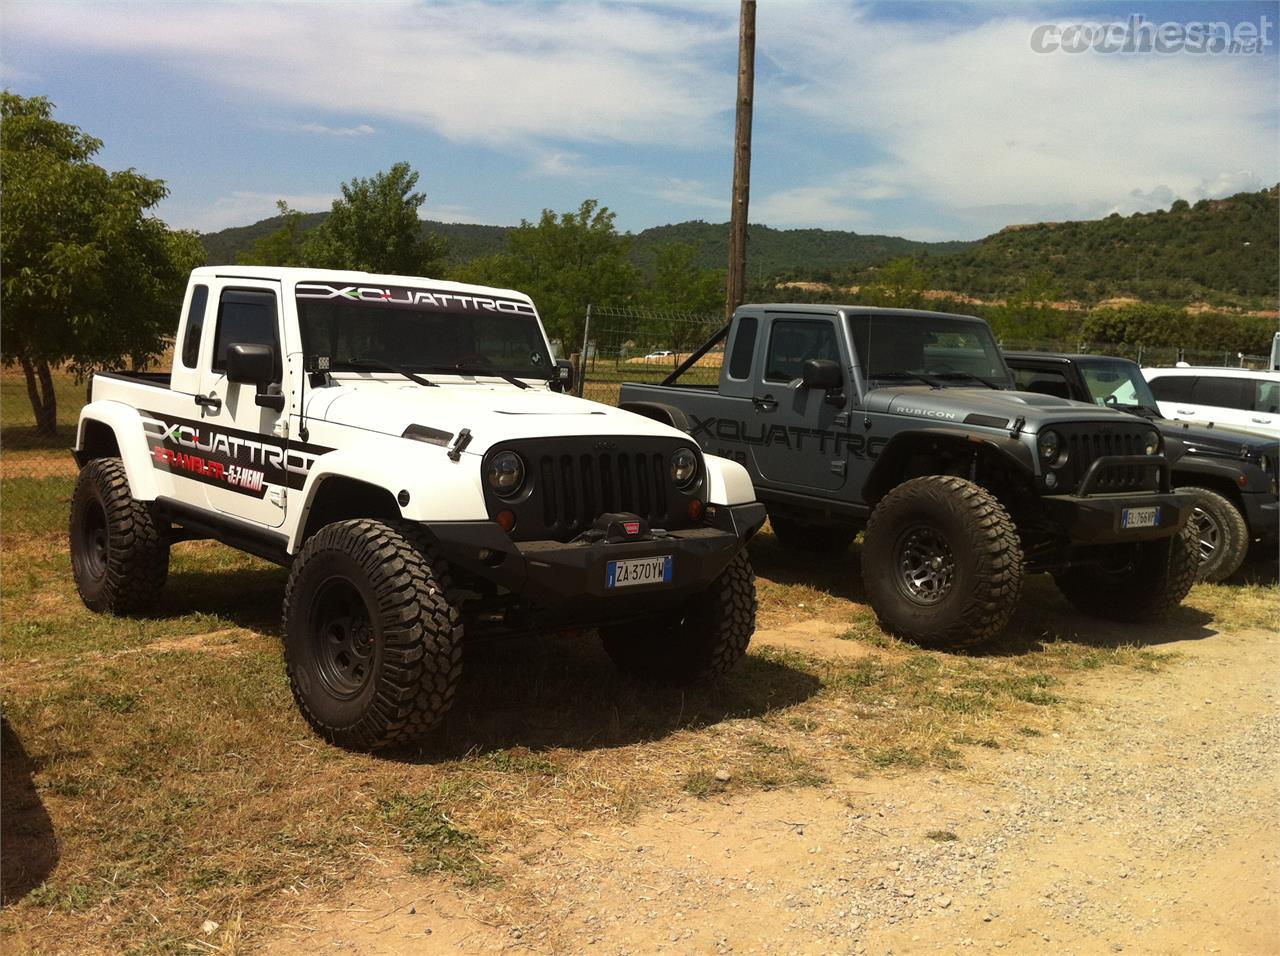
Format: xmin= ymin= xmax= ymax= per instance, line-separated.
xmin=18 ymin=353 xmax=58 ymax=437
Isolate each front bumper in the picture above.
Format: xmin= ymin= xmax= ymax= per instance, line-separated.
xmin=1041 ymin=491 xmax=1192 ymax=545
xmin=423 ymin=502 xmax=767 ymax=612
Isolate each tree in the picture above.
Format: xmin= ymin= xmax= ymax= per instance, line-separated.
xmin=990 ymin=271 xmax=1073 ymax=341
xmin=859 ymin=257 xmax=927 ymax=309
xmin=1 ymin=92 xmax=204 ymax=435
xmin=452 ymin=199 xmax=639 ymax=349
xmin=641 ymin=241 xmax=725 ymax=351
xmin=1082 ymin=303 xmax=1186 ymax=348
xmin=301 ymin=162 xmax=446 ymax=274
xmin=237 ymin=200 xmax=309 ymax=266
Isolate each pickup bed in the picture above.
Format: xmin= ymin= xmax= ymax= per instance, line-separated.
xmin=71 ymin=267 xmax=766 ymax=749
xmin=620 ymin=303 xmax=1198 ymax=647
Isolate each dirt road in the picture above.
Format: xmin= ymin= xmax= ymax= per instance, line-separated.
xmin=264 ymin=626 xmax=1278 ymax=956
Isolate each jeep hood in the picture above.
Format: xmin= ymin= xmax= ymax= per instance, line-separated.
xmin=305 ymin=380 xmax=683 ymax=453
xmin=1157 ymin=417 xmax=1278 ymax=459
xmin=863 ymin=385 xmax=1148 ymax=432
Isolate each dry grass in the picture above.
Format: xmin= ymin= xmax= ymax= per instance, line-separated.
xmin=4 ymin=515 xmax=1273 ymax=953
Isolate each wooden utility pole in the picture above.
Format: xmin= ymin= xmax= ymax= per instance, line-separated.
xmin=725 ymin=0 xmax=756 ymax=322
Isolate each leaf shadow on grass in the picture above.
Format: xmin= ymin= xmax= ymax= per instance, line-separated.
xmin=1 ymin=717 xmax=58 ymax=906
xmin=388 ymin=633 xmax=823 ymax=762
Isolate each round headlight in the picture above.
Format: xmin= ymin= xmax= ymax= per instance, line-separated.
xmin=1038 ymin=430 xmax=1062 ymax=463
xmin=486 ymin=451 xmax=525 ymax=497
xmin=671 ymin=447 xmax=699 ymax=487
xmin=1143 ymin=431 xmax=1161 ymax=456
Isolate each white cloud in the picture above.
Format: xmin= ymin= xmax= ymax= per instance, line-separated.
xmin=645 ymin=176 xmax=729 ymax=212
xmin=755 ymin=4 xmax=1276 ymax=233
xmin=293 ymin=122 xmax=376 ymax=137
xmin=3 ymin=1 xmax=735 ymax=149
xmin=168 ymin=190 xmax=335 ymax=233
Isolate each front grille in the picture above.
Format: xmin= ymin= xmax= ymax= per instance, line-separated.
xmin=1058 ymin=424 xmax=1157 ymax=493
xmin=484 ymin=436 xmax=699 ymax=542
xmin=537 ymin=450 xmax=668 ymax=535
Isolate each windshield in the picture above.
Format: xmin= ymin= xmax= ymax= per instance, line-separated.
xmin=847 ymin=313 xmax=1012 ymax=388
xmin=295 ymin=281 xmax=553 ymax=380
xmin=1077 ymin=358 xmax=1159 ymax=410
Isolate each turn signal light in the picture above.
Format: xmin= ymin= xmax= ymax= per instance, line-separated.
xmin=496 ymin=509 xmax=516 ymax=533
xmin=688 ymin=499 xmax=704 ymax=521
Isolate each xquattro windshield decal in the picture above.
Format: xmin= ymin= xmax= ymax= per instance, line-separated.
xmin=296 ymin=282 xmax=536 ymax=316
xmin=141 ymin=411 xmax=332 ymax=498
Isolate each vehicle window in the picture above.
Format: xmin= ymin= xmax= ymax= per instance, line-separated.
xmin=295 ymin=283 xmax=551 ymax=379
xmin=765 ymin=319 xmax=840 ymax=382
xmin=1190 ymin=376 xmax=1253 ymax=411
xmin=1147 ymin=375 xmax=1194 ymax=403
xmin=1077 ymin=359 xmax=1157 ymax=409
xmin=1012 ymin=366 xmax=1071 ymax=400
xmin=213 ymin=289 xmax=281 ymax=380
xmin=728 ymin=316 xmax=757 ymax=380
xmin=1254 ymin=380 xmax=1280 ymax=414
xmin=179 ymin=284 xmax=209 ymax=369
xmin=847 ymin=313 xmax=1012 ymax=387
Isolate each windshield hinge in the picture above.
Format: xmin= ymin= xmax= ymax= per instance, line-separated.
xmin=447 ymin=427 xmax=473 ymax=462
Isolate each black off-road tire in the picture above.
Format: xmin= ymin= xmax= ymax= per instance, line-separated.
xmin=1177 ymin=486 xmax=1249 ymax=583
xmin=282 ymin=519 xmax=463 ymax=750
xmin=862 ymin=476 xmax=1023 ymax=649
xmin=600 ymin=551 xmax=756 ymax=685
xmin=1054 ymin=519 xmax=1199 ymax=621
xmin=69 ymin=457 xmax=170 ymax=614
xmin=769 ymin=514 xmax=858 ymax=554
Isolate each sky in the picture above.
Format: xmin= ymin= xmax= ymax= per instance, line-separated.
xmin=2 ymin=0 xmax=1276 ymax=241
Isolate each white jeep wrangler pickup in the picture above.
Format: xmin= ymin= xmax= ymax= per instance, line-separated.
xmin=71 ymin=267 xmax=765 ymax=749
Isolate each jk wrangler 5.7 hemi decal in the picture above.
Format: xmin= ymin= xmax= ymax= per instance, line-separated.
xmin=141 ymin=412 xmax=331 ymax=498
xmin=689 ymin=414 xmax=886 ymax=459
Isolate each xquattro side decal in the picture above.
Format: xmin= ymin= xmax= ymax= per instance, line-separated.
xmin=141 ymin=411 xmax=332 ymax=499
xmin=689 ymin=414 xmax=886 ymax=459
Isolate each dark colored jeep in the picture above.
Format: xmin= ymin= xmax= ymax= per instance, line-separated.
xmin=619 ymin=305 xmax=1199 ymax=647
xmin=1006 ymin=351 xmax=1279 ymax=582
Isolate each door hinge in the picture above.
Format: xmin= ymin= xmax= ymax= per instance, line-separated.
xmin=269 ymin=488 xmax=287 ymax=508
xmin=834 ymin=412 xmax=850 ymax=427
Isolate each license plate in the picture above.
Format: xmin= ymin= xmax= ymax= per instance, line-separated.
xmin=606 ymin=555 xmax=673 ymax=588
xmin=1121 ymin=506 xmax=1160 ymax=529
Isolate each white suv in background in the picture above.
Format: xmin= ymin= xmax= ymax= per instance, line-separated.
xmin=1143 ymin=366 xmax=1280 ymax=439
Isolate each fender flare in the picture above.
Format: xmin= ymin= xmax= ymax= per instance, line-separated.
xmin=861 ymin=427 xmax=1034 ymax=506
xmin=702 ymin=453 xmax=756 ymax=506
xmin=618 ymin=401 xmax=691 ymax=433
xmin=75 ymin=401 xmax=161 ymax=500
xmin=289 ymin=443 xmax=488 ymax=552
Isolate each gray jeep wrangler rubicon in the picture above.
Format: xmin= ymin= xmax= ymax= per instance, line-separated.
xmin=619 ymin=305 xmax=1198 ymax=647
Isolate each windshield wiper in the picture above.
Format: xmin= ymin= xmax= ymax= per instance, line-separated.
xmin=426 ymin=363 xmax=531 ymax=390
xmin=872 ymin=370 xmax=943 ymax=389
xmin=347 ymin=358 xmax=437 ymax=387
xmin=933 ymin=371 xmax=1003 ymax=389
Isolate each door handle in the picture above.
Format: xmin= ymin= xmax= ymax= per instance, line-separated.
xmin=753 ymin=394 xmax=778 ymax=412
xmin=194 ymin=393 xmax=222 ymax=413
xmin=1175 ymin=408 xmax=1194 ymax=415
xmin=1252 ymin=417 xmax=1271 ymax=424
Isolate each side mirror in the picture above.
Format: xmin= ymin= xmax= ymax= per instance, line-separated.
xmin=801 ymin=359 xmax=842 ymax=391
xmin=553 ymin=358 xmax=575 ymax=394
xmin=226 ymin=343 xmax=285 ymax=411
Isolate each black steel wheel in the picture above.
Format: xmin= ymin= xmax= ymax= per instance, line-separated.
xmin=69 ymin=457 xmax=169 ymax=613
xmin=894 ymin=524 xmax=956 ymax=605
xmin=283 ymin=519 xmax=463 ymax=750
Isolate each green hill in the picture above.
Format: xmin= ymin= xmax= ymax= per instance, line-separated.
xmin=197 ymin=186 xmax=1279 ymax=309
xmin=902 ymin=186 xmax=1279 ymax=309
